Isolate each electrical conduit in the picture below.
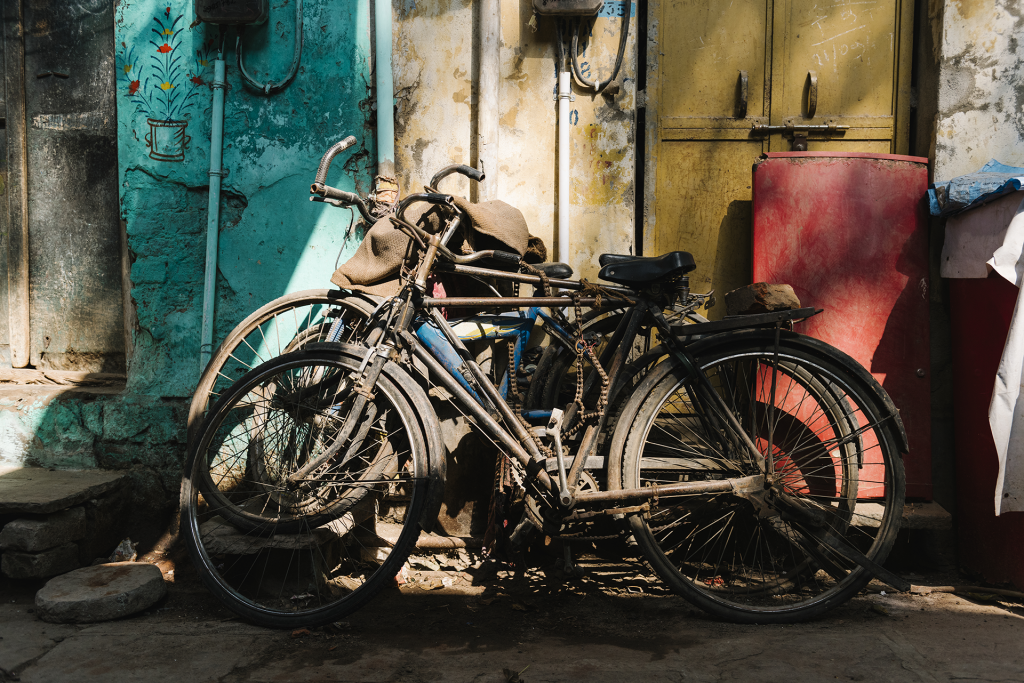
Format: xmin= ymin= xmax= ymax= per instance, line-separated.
xmin=375 ymin=0 xmax=395 ymax=178
xmin=478 ymin=0 xmax=500 ymax=201
xmin=557 ymin=68 xmax=570 ymax=266
xmin=200 ymin=52 xmax=227 ymax=372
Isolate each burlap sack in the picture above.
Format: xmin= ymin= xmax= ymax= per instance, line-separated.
xmin=330 ymin=198 xmax=534 ymax=297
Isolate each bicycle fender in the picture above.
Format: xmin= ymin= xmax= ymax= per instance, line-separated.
xmin=307 ymin=342 xmax=447 ymax=532
xmin=682 ymin=329 xmax=911 ymax=455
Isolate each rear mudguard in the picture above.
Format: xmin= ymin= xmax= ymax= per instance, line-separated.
xmin=606 ymin=328 xmax=909 ymax=491
xmin=308 ymin=342 xmax=446 ymax=533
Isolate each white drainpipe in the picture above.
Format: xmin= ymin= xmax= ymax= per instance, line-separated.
xmin=200 ymin=51 xmax=227 ymax=373
xmin=557 ymin=68 xmax=571 ymax=266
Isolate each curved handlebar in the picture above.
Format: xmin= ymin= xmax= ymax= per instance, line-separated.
xmin=428 ymin=164 xmax=485 ymax=190
xmin=314 ymin=135 xmax=357 ymax=185
xmin=310 ymin=182 xmax=374 ymax=223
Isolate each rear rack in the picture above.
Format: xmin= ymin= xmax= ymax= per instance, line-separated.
xmin=670 ymin=307 xmax=821 ymax=338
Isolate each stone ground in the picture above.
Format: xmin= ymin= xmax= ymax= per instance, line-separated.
xmin=2 ymin=542 xmax=1023 ymax=683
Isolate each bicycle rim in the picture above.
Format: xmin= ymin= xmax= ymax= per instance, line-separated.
xmin=183 ymin=350 xmax=427 ymax=628
xmin=622 ymin=340 xmax=904 ymax=623
xmin=188 ymin=290 xmax=375 ymax=443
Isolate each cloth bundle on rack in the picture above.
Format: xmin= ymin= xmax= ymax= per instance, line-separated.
xmin=331 ymin=197 xmax=544 ymax=297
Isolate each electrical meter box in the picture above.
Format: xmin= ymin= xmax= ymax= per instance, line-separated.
xmin=195 ymin=0 xmax=269 ymax=25
xmin=533 ymin=0 xmax=604 ymax=16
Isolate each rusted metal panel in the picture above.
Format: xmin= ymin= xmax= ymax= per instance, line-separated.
xmin=22 ymin=0 xmax=123 ymax=372
xmin=752 ymin=152 xmax=932 ymax=499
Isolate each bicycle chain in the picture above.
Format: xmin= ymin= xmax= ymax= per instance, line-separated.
xmin=565 ymin=292 xmax=610 ymax=439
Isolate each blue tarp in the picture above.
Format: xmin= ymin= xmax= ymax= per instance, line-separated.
xmin=929 ymin=160 xmax=1024 ymax=217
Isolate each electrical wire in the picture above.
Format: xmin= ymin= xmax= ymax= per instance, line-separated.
xmin=569 ymin=10 xmax=629 ymax=94
xmin=237 ymin=0 xmax=303 ymax=95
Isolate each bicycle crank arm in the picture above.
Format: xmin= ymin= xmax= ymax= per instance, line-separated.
xmin=574 ymin=475 xmax=762 ymax=505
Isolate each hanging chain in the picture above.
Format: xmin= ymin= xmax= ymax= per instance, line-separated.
xmin=564 ymin=293 xmax=611 ymax=439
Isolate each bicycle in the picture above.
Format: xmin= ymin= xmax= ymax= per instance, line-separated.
xmin=181 ymin=148 xmax=908 ymax=629
xmin=187 ymin=137 xmax=706 ymax=443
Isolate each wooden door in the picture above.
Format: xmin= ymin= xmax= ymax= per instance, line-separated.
xmin=646 ymin=0 xmax=913 ymax=317
xmin=2 ymin=0 xmax=123 ymax=371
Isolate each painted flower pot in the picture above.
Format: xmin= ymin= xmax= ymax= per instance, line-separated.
xmin=145 ymin=118 xmax=190 ymax=162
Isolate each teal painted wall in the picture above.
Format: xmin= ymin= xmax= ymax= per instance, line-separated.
xmin=114 ymin=0 xmax=374 ymax=398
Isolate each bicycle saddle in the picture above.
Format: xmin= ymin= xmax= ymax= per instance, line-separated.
xmin=597 ymin=251 xmax=696 ymax=287
xmin=534 ymin=262 xmax=573 ymax=279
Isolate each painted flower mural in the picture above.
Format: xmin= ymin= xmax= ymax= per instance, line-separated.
xmin=117 ymin=10 xmax=214 ymax=163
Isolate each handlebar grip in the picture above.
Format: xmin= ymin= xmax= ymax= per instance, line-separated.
xmin=428 ymin=164 xmax=486 ymax=190
xmin=491 ymin=250 xmax=522 ymax=265
xmin=311 ymin=183 xmax=360 ymax=205
xmin=314 ymin=135 xmax=357 ymax=185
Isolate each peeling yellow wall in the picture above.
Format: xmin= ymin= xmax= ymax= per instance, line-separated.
xmin=393 ymin=1 xmax=637 ymax=280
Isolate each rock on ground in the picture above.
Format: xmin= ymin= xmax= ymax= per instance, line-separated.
xmin=34 ymin=562 xmax=166 ymax=623
xmin=725 ymin=282 xmax=802 ymax=316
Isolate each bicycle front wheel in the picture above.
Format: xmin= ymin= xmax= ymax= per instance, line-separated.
xmin=182 ymin=349 xmax=427 ymax=628
xmin=188 ymin=289 xmax=377 ymax=443
xmin=617 ymin=332 xmax=905 ymax=623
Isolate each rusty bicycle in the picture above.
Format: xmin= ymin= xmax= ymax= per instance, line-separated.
xmin=180 ymin=141 xmax=908 ymax=629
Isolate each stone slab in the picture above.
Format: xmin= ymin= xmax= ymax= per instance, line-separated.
xmin=34 ymin=562 xmax=166 ymax=623
xmin=0 ymin=603 xmax=78 ymax=672
xmin=0 ymin=506 xmax=87 ymax=551
xmin=0 ymin=468 xmax=126 ymax=514
xmin=2 ymin=542 xmax=79 ymax=578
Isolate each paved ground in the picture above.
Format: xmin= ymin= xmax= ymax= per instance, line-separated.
xmin=2 ymin=544 xmax=1023 ymax=683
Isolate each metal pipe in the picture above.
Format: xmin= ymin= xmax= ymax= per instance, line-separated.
xmin=421 ymin=297 xmax=621 ymax=308
xmin=374 ymin=0 xmax=395 ymax=177
xmin=574 ymin=478 xmax=738 ymax=504
xmin=200 ymin=50 xmax=227 ymax=372
xmin=444 ymin=263 xmax=635 ymax=294
xmin=478 ymin=0 xmax=500 ymax=201
xmin=557 ymin=68 xmax=571 ymax=265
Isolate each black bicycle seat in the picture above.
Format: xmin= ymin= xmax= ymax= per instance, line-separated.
xmin=598 ymin=253 xmax=641 ymax=267
xmin=598 ymin=251 xmax=696 ymax=287
xmin=534 ymin=262 xmax=573 ymax=279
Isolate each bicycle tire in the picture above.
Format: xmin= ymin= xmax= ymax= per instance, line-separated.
xmin=182 ymin=349 xmax=427 ymax=628
xmin=613 ymin=331 xmax=905 ymax=623
xmin=188 ymin=289 xmax=377 ymax=444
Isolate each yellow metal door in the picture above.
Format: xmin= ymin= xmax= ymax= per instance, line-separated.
xmin=765 ymin=0 xmax=913 ymax=152
xmin=648 ymin=0 xmax=770 ymax=317
xmin=648 ymin=0 xmax=913 ymax=316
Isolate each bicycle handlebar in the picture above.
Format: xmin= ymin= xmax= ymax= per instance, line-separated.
xmin=428 ymin=164 xmax=485 ymax=190
xmin=314 ymin=135 xmax=357 ymax=185
xmin=310 ymin=182 xmax=374 ymax=223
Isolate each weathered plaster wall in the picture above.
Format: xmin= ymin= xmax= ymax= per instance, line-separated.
xmin=935 ymin=0 xmax=1024 ymax=178
xmin=393 ymin=1 xmax=638 ymax=280
xmin=115 ymin=0 xmax=374 ymax=397
xmin=0 ymin=1 xmax=374 ymax=533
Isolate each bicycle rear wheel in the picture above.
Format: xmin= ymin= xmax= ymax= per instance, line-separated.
xmin=182 ymin=349 xmax=427 ymax=628
xmin=188 ymin=289 xmax=377 ymax=443
xmin=616 ymin=332 xmax=905 ymax=623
